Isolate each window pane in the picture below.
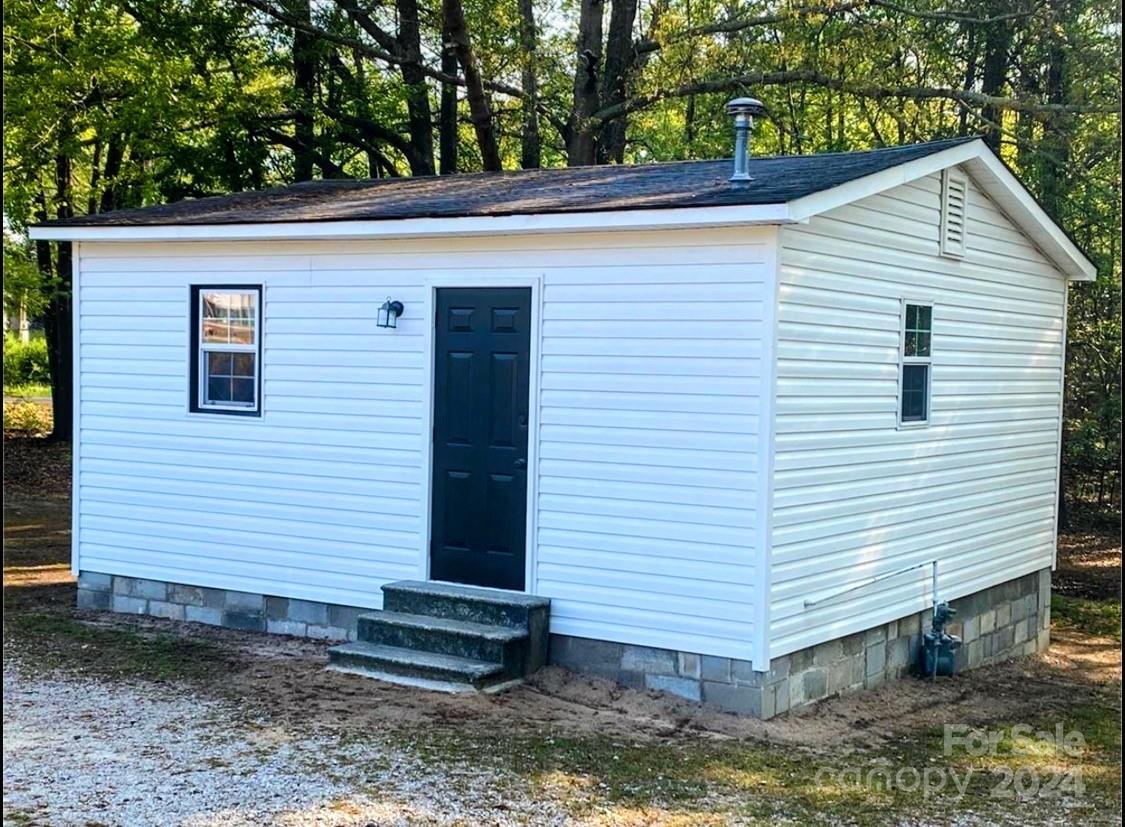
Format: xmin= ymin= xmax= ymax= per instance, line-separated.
xmin=202 ymin=292 xmax=255 ymax=343
xmin=208 ymin=352 xmax=233 ymax=375
xmin=232 ymin=353 xmax=255 ymax=377
xmin=904 ymin=331 xmax=918 ymax=357
xmin=902 ymin=364 xmax=928 ymax=422
xmin=916 ymin=331 xmax=931 ymax=358
xmin=905 ymin=304 xmax=917 ymax=329
xmin=918 ymin=305 xmax=932 ymax=331
xmin=207 ymin=376 xmax=232 ymax=403
xmin=231 ymin=378 xmax=255 ymax=404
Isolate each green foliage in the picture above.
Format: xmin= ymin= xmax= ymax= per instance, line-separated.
xmin=3 ymin=334 xmax=50 ymax=386
xmin=2 ymin=400 xmax=53 ymax=435
xmin=1051 ymin=594 xmax=1122 ymax=641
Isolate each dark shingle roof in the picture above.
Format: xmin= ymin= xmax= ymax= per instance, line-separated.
xmin=42 ymin=137 xmax=978 ymax=227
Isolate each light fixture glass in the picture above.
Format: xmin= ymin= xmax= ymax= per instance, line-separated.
xmin=377 ymin=298 xmax=404 ymax=329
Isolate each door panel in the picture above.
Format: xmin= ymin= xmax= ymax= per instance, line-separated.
xmin=430 ymin=287 xmax=531 ymax=590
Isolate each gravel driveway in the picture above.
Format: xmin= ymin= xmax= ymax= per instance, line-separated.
xmin=2 ymin=665 xmax=567 ymax=827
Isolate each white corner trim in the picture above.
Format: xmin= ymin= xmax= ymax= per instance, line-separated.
xmin=27 ymin=203 xmax=796 ymax=243
xmin=752 ymin=226 xmax=781 ymax=671
xmin=71 ymin=242 xmax=82 ymax=577
xmin=1051 ymin=282 xmax=1070 ymax=571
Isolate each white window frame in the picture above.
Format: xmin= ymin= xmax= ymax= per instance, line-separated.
xmin=897 ymin=298 xmax=933 ymax=429
xmin=194 ymin=286 xmax=262 ymax=415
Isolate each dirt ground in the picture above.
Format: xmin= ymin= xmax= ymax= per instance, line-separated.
xmin=3 ymin=437 xmax=1122 ymax=825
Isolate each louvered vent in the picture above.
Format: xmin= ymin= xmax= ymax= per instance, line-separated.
xmin=940 ymin=168 xmax=968 ymax=258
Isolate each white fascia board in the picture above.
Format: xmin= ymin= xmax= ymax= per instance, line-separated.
xmin=787 ymin=138 xmax=1097 ymax=282
xmin=27 ymin=202 xmax=795 ymax=242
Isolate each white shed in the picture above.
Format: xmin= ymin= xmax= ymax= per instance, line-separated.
xmin=31 ymin=133 xmax=1095 ymax=716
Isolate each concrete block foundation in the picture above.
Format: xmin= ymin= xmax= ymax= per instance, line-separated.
xmin=77 ymin=567 xmax=1051 ymax=718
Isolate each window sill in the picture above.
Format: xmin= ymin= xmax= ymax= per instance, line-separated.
xmin=896 ymin=420 xmax=930 ymax=431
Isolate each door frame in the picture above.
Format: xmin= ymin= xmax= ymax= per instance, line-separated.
xmin=418 ymin=274 xmax=543 ymax=594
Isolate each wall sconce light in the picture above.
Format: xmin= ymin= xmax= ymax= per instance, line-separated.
xmin=377 ymin=298 xmax=404 ymax=329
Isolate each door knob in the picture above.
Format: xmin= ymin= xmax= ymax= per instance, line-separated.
xmin=514 ymin=458 xmax=527 ymax=469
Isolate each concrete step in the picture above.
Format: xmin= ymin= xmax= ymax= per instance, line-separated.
xmin=382 ymin=580 xmax=550 ymax=630
xmin=327 ymin=641 xmax=508 ymax=691
xmin=357 ymin=610 xmax=529 ymax=669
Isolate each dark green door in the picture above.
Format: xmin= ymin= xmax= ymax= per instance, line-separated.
xmin=430 ymin=287 xmax=531 ymax=591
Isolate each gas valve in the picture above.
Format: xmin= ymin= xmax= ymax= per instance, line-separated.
xmin=920 ymin=602 xmax=962 ymax=678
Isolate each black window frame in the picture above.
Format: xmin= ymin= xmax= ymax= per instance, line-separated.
xmin=189 ymin=284 xmax=263 ymax=417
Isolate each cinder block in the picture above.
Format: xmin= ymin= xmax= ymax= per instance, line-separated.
xmin=621 ymin=644 xmax=676 ymax=676
xmin=548 ymin=635 xmax=624 ymax=677
xmin=899 ymin=613 xmax=921 ymax=637
xmin=267 ymin=618 xmax=307 ymax=637
xmin=148 ymin=601 xmax=185 ymax=621
xmin=886 ymin=637 xmax=911 ymax=675
xmin=866 ymin=644 xmax=886 ymax=677
xmin=225 ymin=590 xmax=264 ymax=612
xmin=1014 ymin=619 xmax=1029 ymax=645
xmin=677 ymin=652 xmax=701 ymax=680
xmin=645 ymin=674 xmax=701 ymax=702
xmin=264 ymin=596 xmax=290 ymax=620
xmin=77 ymin=572 xmax=112 ymax=591
xmin=327 ymin=604 xmax=364 ymax=633
xmin=865 ymin=627 xmax=886 ymax=648
xmin=114 ymin=577 xmax=166 ymax=601
xmin=841 ymin=632 xmax=865 ymax=657
xmin=886 ymin=620 xmax=899 ymax=641
xmin=1040 ymin=606 xmax=1051 ymax=630
xmin=803 ymin=667 xmax=828 ymax=700
xmin=1038 ymin=569 xmax=1052 ymax=611
xmin=223 ymin=611 xmax=264 ymax=631
xmin=996 ymin=603 xmax=1012 ymax=628
xmin=185 ymin=606 xmax=223 ymax=626
xmin=77 ymin=588 xmax=110 ymax=610
xmin=703 ymin=681 xmax=763 ymax=717
xmin=967 ymin=639 xmax=984 ymax=668
xmin=813 ymin=639 xmax=843 ymax=666
xmin=865 ymin=670 xmax=885 ymax=690
xmin=287 ymin=599 xmax=328 ymax=626
xmin=773 ymin=680 xmax=790 ymax=716
xmin=1036 ymin=628 xmax=1051 ymax=652
xmin=168 ymin=584 xmax=207 ymax=607
xmin=701 ymin=655 xmax=732 ymax=682
xmin=1011 ymin=595 xmax=1029 ymax=622
xmin=994 ymin=624 xmax=1016 ymax=654
xmin=789 ymin=647 xmax=814 ymax=673
xmin=111 ymin=594 xmax=147 ymax=614
xmin=306 ymin=624 xmax=348 ymax=641
xmin=827 ymin=658 xmax=856 ymax=694
xmin=962 ymin=616 xmax=979 ymax=644
xmin=980 ymin=610 xmax=997 ymax=635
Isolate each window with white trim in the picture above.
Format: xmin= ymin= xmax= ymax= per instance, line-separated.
xmin=191 ymin=286 xmax=262 ymax=415
xmin=900 ymin=302 xmax=932 ymax=426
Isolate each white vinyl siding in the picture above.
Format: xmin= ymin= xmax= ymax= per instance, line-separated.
xmin=74 ymin=227 xmax=766 ymax=660
xmin=770 ymin=166 xmax=1066 ymax=658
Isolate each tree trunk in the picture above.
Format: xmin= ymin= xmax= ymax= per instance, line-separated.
xmin=397 ymin=0 xmax=437 ymax=175
xmin=443 ymin=0 xmax=502 ymax=170
xmin=517 ymin=0 xmax=541 ymax=169
xmin=979 ymin=5 xmax=1012 ymax=152
xmin=440 ymin=24 xmax=459 ymax=174
xmin=99 ymin=134 xmax=125 ymax=213
xmin=289 ymin=0 xmax=317 ymax=180
xmin=567 ymin=0 xmax=604 ymax=166
xmin=597 ymin=0 xmax=636 ymax=164
xmin=42 ymin=147 xmax=75 ymax=443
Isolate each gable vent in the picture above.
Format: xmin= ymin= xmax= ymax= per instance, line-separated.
xmin=940 ymin=168 xmax=968 ymax=258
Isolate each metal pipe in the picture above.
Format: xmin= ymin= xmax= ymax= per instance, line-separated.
xmin=803 ymin=558 xmax=939 ymax=609
xmin=725 ymin=98 xmax=766 ymax=183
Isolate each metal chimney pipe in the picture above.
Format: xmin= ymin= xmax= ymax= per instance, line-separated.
xmin=726 ymin=97 xmax=767 ymax=183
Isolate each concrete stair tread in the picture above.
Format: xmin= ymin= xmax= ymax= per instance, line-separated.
xmin=328 ymin=641 xmax=506 ymax=681
xmin=359 ymin=609 xmax=529 ymax=642
xmin=384 ymin=580 xmax=550 ymax=609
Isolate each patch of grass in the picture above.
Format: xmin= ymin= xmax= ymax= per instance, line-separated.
xmin=4 ymin=382 xmax=52 ymax=398
xmin=4 ymin=609 xmax=230 ymax=682
xmin=1052 ymin=594 xmax=1122 ymax=641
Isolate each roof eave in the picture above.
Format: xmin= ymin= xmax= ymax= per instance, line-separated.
xmin=27 ymin=202 xmax=797 ymax=242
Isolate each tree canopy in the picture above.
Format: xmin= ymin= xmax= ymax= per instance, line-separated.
xmin=3 ymin=0 xmax=1121 ymax=515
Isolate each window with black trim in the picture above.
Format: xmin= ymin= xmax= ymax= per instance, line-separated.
xmin=190 ymin=285 xmax=262 ymax=415
xmin=900 ymin=302 xmax=932 ymax=426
